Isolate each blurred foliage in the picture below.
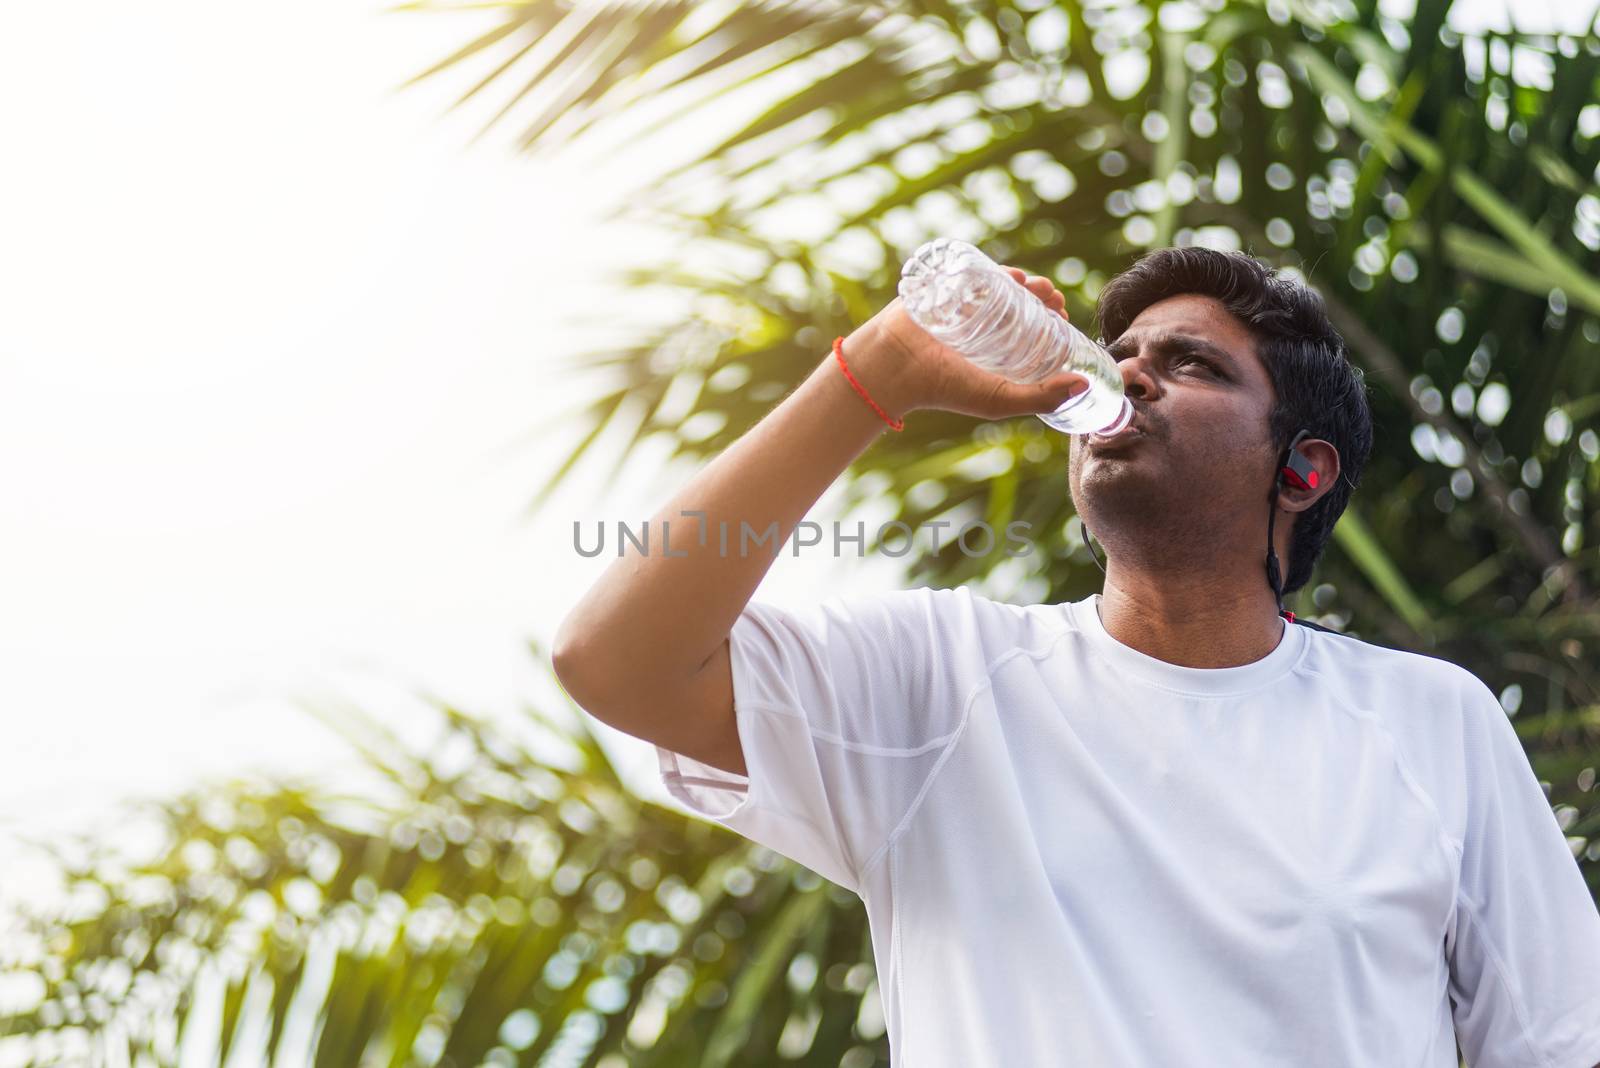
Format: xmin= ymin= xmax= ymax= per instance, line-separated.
xmin=0 ymin=692 xmax=887 ymax=1066
xmin=455 ymin=0 xmax=1600 ymax=881
xmin=5 ymin=0 xmax=1600 ymax=1064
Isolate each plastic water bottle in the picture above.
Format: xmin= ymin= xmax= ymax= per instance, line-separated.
xmin=897 ymin=237 xmax=1134 ymax=435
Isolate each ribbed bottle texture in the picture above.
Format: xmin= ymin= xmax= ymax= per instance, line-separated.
xmin=896 ymin=237 xmax=1134 ymax=435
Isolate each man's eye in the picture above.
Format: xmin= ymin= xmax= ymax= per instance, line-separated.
xmin=1177 ymin=354 xmax=1214 ymax=373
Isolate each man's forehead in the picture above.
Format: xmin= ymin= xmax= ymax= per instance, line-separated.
xmin=1116 ymin=295 xmax=1260 ymax=367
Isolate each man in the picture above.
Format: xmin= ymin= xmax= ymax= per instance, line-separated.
xmin=553 ymin=248 xmax=1600 ymax=1066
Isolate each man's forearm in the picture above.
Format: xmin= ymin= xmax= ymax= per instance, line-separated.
xmin=552 ymin=325 xmax=912 ymax=712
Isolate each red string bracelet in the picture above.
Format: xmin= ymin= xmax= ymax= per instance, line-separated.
xmin=833 ymin=335 xmax=904 ymax=431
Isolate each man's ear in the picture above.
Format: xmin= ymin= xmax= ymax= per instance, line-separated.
xmin=1277 ymin=438 xmax=1340 ymax=514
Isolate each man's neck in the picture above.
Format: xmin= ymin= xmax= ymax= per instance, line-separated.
xmin=1095 ymin=566 xmax=1286 ymax=669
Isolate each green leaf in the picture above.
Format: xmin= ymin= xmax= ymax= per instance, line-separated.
xmin=1331 ymin=506 xmax=1434 ymax=638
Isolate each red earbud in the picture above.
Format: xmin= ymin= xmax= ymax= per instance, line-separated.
xmin=1280 ymin=439 xmax=1318 ymax=491
xmin=1269 ymin=430 xmax=1319 ymax=615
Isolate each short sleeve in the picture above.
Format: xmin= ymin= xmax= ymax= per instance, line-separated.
xmin=1445 ymin=682 xmax=1600 ymax=1068
xmin=655 ymin=586 xmax=980 ymax=895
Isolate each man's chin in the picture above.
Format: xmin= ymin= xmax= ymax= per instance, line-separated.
xmin=1072 ymin=450 xmax=1159 ymax=487
xmin=1069 ymin=472 xmax=1162 ymax=534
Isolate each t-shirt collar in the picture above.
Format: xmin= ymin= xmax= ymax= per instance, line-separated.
xmin=1068 ymin=593 xmax=1307 ymax=696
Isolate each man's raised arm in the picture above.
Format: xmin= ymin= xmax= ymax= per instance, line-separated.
xmin=551 ymin=272 xmax=1083 ymax=777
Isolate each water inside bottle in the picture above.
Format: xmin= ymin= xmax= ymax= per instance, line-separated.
xmin=1042 ymin=369 xmax=1135 ymax=436
xmin=1040 ymin=314 xmax=1135 ymax=435
xmin=900 ymin=236 xmax=1134 ymax=435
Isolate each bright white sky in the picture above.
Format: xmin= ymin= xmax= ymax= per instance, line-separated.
xmin=0 ymin=0 xmax=1587 ymax=909
xmin=0 ymin=0 xmax=906 ymax=908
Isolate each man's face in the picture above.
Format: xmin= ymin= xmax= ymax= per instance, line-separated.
xmin=1067 ymin=293 xmax=1280 ymax=557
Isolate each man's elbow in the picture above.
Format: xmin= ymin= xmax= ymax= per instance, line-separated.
xmin=551 ymin=619 xmax=614 ymax=718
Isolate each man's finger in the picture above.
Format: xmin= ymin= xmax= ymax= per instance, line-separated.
xmin=988 ymin=372 xmax=1090 ymax=418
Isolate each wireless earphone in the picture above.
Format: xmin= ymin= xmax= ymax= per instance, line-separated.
xmin=1278 ymin=430 xmax=1320 ymax=492
xmin=1266 ymin=429 xmax=1316 ymax=621
xmin=1079 ymin=428 xmax=1327 ymax=628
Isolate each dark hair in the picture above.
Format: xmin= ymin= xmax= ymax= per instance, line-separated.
xmin=1094 ymin=247 xmax=1373 ymax=596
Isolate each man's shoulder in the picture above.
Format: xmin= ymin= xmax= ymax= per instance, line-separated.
xmin=1298 ymin=622 xmax=1494 ymax=707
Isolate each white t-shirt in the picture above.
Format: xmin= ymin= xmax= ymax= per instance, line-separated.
xmin=655 ymin=586 xmax=1600 ymax=1067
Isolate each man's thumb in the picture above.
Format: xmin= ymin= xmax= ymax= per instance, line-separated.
xmin=1019 ymin=372 xmax=1091 ymax=415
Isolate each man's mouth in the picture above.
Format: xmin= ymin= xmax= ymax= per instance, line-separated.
xmin=1087 ymin=426 xmax=1144 ymax=448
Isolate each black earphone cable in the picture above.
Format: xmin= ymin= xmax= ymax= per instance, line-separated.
xmin=1081 ymin=521 xmax=1106 ymax=574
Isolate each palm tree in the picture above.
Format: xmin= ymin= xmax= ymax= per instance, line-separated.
xmin=0 ymin=688 xmax=891 ymax=1066
xmin=4 ymin=1 xmax=1597 ymax=1065
xmin=408 ymin=0 xmax=1599 ymax=878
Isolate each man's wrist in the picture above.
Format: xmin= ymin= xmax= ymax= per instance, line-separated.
xmin=835 ymin=323 xmax=920 ymax=424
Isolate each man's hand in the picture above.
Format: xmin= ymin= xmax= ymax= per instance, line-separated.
xmin=841 ymin=265 xmax=1090 ymax=423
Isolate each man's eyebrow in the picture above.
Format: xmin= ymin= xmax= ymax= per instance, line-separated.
xmin=1106 ymin=332 xmax=1241 ymax=369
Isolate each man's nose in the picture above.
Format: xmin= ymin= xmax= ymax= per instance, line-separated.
xmin=1118 ymin=354 xmax=1156 ymax=400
